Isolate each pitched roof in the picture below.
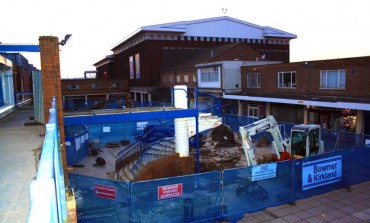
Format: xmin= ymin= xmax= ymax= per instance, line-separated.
xmin=112 ymin=16 xmax=297 ymax=50
xmin=141 ymin=16 xmax=296 ymax=39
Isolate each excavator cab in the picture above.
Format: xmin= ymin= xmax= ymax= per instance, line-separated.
xmin=290 ymin=124 xmax=322 ymax=158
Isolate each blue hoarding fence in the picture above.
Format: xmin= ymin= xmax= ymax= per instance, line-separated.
xmin=65 ymin=125 xmax=89 ymax=165
xmin=69 ymin=144 xmax=369 ymax=223
xmin=27 ymin=97 xmax=68 ymax=223
xmin=68 ymin=174 xmax=130 ymax=222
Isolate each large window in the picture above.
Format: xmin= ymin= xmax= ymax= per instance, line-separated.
xmin=320 ymin=70 xmax=346 ymax=89
xmin=278 ymin=71 xmax=296 ymax=88
xmin=199 ymin=66 xmax=220 ymax=83
xmin=135 ymin=54 xmax=140 ymax=79
xmin=247 ymin=73 xmax=261 ymax=88
xmin=129 ymin=54 xmax=141 ymax=79
xmin=129 ymin=56 xmax=134 ymax=80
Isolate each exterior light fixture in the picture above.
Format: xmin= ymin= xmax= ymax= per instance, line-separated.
xmin=59 ymin=34 xmax=72 ymax=46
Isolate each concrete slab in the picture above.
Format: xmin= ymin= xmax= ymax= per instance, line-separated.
xmin=0 ymin=107 xmax=45 ymax=223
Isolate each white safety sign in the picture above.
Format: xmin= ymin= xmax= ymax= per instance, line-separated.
xmin=252 ymin=163 xmax=277 ymax=181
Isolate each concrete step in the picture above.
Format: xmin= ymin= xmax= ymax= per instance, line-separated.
xmin=123 ymin=163 xmax=134 ymax=181
xmin=119 ymin=166 xmax=133 ymax=182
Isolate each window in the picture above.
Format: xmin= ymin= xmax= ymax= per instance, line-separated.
xmin=184 ymin=75 xmax=189 ymax=82
xmin=129 ymin=54 xmax=141 ymax=80
xmin=67 ymin=84 xmax=80 ymax=90
xmin=278 ymin=71 xmax=296 ymax=88
xmin=91 ymin=83 xmax=102 ymax=89
xmin=176 ymin=75 xmax=181 ymax=83
xmin=199 ymin=66 xmax=220 ymax=83
xmin=247 ymin=73 xmax=261 ymax=88
xmin=320 ymin=70 xmax=346 ymax=89
xmin=135 ymin=54 xmax=140 ymax=79
xmin=129 ymin=56 xmax=134 ymax=80
xmin=248 ymin=105 xmax=258 ymax=118
xmin=193 ymin=74 xmax=196 ymax=83
xmin=112 ymin=83 xmax=122 ymax=88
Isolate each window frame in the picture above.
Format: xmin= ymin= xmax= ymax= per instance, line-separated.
xmin=67 ymin=84 xmax=80 ymax=90
xmin=112 ymin=83 xmax=122 ymax=89
xmin=248 ymin=104 xmax=259 ymax=118
xmin=199 ymin=66 xmax=220 ymax=83
xmin=320 ymin=69 xmax=346 ymax=89
xmin=246 ymin=73 xmax=261 ymax=88
xmin=90 ymin=83 xmax=103 ymax=89
xmin=278 ymin=71 xmax=296 ymax=88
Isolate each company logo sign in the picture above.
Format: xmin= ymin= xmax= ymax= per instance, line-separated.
xmin=302 ymin=155 xmax=342 ymax=190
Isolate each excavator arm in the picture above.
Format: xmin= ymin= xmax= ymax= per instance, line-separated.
xmin=239 ymin=116 xmax=290 ymax=166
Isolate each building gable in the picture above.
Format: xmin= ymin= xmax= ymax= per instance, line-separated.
xmin=141 ymin=16 xmax=297 ymax=40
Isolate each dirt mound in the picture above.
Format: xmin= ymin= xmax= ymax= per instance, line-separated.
xmin=210 ymin=124 xmax=237 ymax=148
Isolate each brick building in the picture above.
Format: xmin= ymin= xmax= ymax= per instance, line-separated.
xmin=158 ymin=42 xmax=271 ymax=102
xmin=94 ymin=16 xmax=296 ymax=103
xmin=224 ymin=56 xmax=370 ymax=134
xmin=61 ymin=78 xmax=129 ymax=111
xmin=0 ymin=53 xmax=35 ymax=105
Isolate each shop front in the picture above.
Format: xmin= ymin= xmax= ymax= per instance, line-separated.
xmin=307 ymin=107 xmax=357 ymax=132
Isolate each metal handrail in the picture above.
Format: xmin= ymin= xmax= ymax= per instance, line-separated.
xmin=28 ymin=97 xmax=68 ymax=223
xmin=129 ymin=89 xmax=221 ymax=177
xmin=115 ymin=121 xmax=174 ymax=170
xmin=131 ymin=137 xmax=176 ymax=177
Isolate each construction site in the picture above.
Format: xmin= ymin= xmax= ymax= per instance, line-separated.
xmin=1 ymin=14 xmax=370 ymax=223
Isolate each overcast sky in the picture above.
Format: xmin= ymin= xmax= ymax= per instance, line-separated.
xmin=2 ymin=0 xmax=370 ymax=78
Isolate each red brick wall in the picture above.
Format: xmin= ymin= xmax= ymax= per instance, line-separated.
xmin=241 ymin=56 xmax=370 ymax=101
xmin=39 ymin=36 xmax=68 ymax=182
xmin=110 ymin=37 xmax=291 ymax=90
xmin=160 ymin=70 xmax=197 ymax=88
xmin=61 ymin=78 xmax=129 ymax=95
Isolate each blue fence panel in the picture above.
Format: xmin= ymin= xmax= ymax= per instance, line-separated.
xmin=131 ymin=172 xmax=221 ymax=223
xmin=65 ymin=125 xmax=89 ymax=165
xmin=320 ymin=129 xmax=338 ymax=152
xmin=88 ymin=120 xmax=162 ymax=146
xmin=344 ymin=145 xmax=370 ymax=185
xmin=69 ymin=174 xmax=130 ymax=223
xmin=222 ymin=115 xmax=258 ymax=132
xmin=222 ymin=161 xmax=294 ymax=222
xmin=293 ymin=150 xmax=349 ymax=200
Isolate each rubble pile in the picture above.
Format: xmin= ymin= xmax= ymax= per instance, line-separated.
xmin=191 ymin=125 xmax=248 ymax=172
xmin=210 ymin=124 xmax=237 ymax=148
xmin=191 ymin=125 xmax=275 ymax=172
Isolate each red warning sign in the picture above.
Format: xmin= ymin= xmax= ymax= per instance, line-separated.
xmin=158 ymin=183 xmax=183 ymax=200
xmin=94 ymin=184 xmax=116 ymax=200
